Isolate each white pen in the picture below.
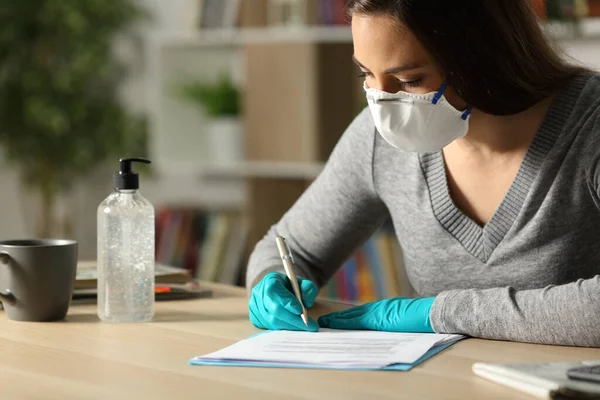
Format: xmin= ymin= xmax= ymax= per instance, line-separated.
xmin=275 ymin=235 xmax=309 ymax=326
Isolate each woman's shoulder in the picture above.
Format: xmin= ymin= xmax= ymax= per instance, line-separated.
xmin=322 ymin=106 xmax=379 ymax=173
xmin=578 ymin=71 xmax=600 ymax=101
xmin=582 ymin=71 xmax=600 ymax=87
xmin=577 ymin=72 xmax=600 ymax=131
xmin=547 ymin=72 xmax=600 ymax=138
xmin=343 ymin=106 xmax=376 ymax=140
xmin=333 ymin=106 xmax=378 ymax=156
xmin=560 ymin=72 xmax=600 ymax=183
xmin=569 ymin=72 xmax=600 ymax=115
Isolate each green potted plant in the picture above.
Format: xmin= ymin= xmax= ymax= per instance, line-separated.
xmin=0 ymin=0 xmax=149 ymax=238
xmin=176 ymin=73 xmax=243 ymax=165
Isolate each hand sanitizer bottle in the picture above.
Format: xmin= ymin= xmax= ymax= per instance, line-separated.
xmin=97 ymin=157 xmax=154 ymax=322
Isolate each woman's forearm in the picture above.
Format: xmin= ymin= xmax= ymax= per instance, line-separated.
xmin=430 ymin=275 xmax=600 ymax=347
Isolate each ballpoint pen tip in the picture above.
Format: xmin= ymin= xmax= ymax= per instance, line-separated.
xmin=301 ymin=314 xmax=308 ymax=326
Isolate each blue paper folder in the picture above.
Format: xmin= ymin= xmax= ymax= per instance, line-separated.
xmin=189 ymin=339 xmax=458 ymax=371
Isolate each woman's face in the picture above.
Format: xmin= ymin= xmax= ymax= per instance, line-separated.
xmin=351 ymin=13 xmax=467 ymax=110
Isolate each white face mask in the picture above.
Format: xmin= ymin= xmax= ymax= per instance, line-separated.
xmin=364 ymin=81 xmax=472 ymax=152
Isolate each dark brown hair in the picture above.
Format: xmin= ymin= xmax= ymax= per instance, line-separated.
xmin=346 ymin=0 xmax=589 ymax=115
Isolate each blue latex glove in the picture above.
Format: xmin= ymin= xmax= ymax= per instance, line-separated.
xmin=318 ymin=297 xmax=436 ymax=333
xmin=248 ymin=271 xmax=319 ymax=332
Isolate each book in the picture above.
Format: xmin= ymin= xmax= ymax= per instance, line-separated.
xmin=472 ymin=360 xmax=600 ymax=399
xmin=155 ymin=207 xmax=246 ymax=285
xmin=75 ymin=260 xmax=192 ymax=290
xmin=71 ymin=281 xmax=212 ymax=304
xmin=322 ymin=227 xmax=414 ymax=302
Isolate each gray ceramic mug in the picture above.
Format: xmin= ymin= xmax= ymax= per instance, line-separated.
xmin=0 ymin=239 xmax=78 ymax=321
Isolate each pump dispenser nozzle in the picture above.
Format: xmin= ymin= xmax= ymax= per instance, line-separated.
xmin=114 ymin=157 xmax=151 ymax=190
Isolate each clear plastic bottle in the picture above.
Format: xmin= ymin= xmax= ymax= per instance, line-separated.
xmin=97 ymin=157 xmax=155 ymax=322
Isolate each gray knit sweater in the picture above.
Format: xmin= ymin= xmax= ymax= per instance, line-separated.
xmin=246 ymin=73 xmax=600 ymax=347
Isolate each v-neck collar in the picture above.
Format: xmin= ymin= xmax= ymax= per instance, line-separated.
xmin=418 ymin=74 xmax=591 ymax=263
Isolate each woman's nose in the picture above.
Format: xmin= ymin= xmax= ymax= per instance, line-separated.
xmin=367 ymin=77 xmax=400 ymax=93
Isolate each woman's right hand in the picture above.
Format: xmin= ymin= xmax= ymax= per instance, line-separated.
xmin=248 ymin=271 xmax=319 ymax=332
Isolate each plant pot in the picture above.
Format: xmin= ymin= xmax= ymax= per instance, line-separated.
xmin=207 ymin=116 xmax=243 ymax=165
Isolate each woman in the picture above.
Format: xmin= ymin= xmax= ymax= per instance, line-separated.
xmin=246 ymin=0 xmax=600 ymax=347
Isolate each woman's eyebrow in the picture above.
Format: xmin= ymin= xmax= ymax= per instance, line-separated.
xmin=352 ymin=54 xmax=425 ymax=74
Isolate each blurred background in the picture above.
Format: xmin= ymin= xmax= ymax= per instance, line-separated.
xmin=0 ymin=0 xmax=599 ymax=301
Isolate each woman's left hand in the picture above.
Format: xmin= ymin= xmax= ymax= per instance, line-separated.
xmin=318 ymin=297 xmax=436 ymax=333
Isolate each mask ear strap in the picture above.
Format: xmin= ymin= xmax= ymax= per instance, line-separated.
xmin=432 ymin=82 xmax=473 ymax=120
xmin=431 ymin=82 xmax=448 ymax=105
xmin=461 ymin=107 xmax=472 ymax=120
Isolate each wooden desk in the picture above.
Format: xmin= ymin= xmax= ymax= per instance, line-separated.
xmin=1 ymin=282 xmax=599 ymax=400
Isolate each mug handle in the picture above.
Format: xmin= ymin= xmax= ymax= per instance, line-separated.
xmin=0 ymin=251 xmax=16 ymax=305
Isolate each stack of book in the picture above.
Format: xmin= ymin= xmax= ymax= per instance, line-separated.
xmin=155 ymin=207 xmax=248 ymax=286
xmin=72 ymin=260 xmax=211 ymax=303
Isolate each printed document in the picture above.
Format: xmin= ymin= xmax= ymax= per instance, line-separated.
xmin=192 ymin=329 xmax=464 ymax=369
